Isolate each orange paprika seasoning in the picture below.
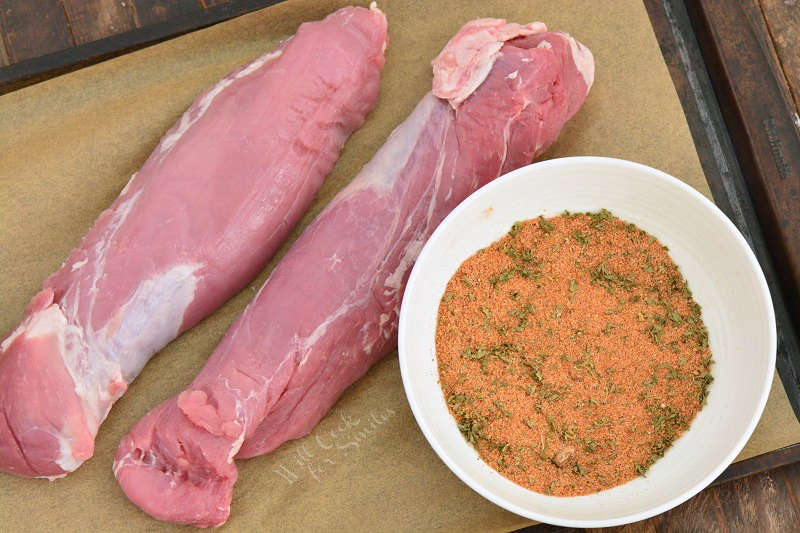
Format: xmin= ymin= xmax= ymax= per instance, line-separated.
xmin=435 ymin=210 xmax=714 ymax=496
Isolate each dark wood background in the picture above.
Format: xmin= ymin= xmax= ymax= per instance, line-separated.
xmin=0 ymin=0 xmax=199 ymax=63
xmin=1 ymin=0 xmax=799 ymax=530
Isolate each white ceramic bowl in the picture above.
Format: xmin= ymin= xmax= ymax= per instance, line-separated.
xmin=398 ymin=156 xmax=775 ymax=527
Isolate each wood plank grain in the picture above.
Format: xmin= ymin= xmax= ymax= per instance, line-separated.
xmin=758 ymin=0 xmax=800 ymax=113
xmin=61 ymin=0 xmax=137 ymax=45
xmin=649 ymin=489 xmax=728 ymax=532
xmin=778 ymin=460 xmax=800 ymax=516
xmin=0 ymin=0 xmax=74 ymax=63
xmin=0 ymin=28 xmax=9 ymax=66
xmin=0 ymin=0 xmax=282 ymax=93
xmin=131 ymin=0 xmax=203 ymax=26
xmin=716 ymin=472 xmax=799 ymax=531
xmin=687 ymin=0 xmax=800 ymax=327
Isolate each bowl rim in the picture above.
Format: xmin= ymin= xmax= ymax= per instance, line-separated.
xmin=397 ymin=156 xmax=776 ymax=528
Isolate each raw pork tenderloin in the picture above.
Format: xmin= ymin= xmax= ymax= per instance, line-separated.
xmin=0 ymin=5 xmax=387 ymax=479
xmin=114 ymin=18 xmax=594 ymax=526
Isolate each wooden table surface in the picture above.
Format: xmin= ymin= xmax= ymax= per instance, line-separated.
xmin=0 ymin=0 xmax=224 ymax=62
xmin=1 ymin=0 xmax=799 ymax=531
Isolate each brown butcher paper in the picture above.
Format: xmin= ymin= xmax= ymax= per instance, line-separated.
xmin=1 ymin=0 xmax=798 ymax=530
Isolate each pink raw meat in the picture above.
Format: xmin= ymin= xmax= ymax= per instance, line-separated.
xmin=0 ymin=4 xmax=387 ymax=479
xmin=114 ymin=19 xmax=593 ymax=527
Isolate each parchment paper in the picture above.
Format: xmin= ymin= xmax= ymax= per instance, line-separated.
xmin=1 ymin=0 xmax=798 ymax=531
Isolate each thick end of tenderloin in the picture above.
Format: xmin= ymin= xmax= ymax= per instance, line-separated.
xmin=113 ymin=395 xmax=239 ymax=527
xmin=0 ymin=290 xmax=99 ymax=478
xmin=432 ymin=17 xmax=593 ymax=110
xmin=509 ymin=30 xmax=595 ymax=116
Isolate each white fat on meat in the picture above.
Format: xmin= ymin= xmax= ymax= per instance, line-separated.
xmin=95 ymin=263 xmax=202 ymax=381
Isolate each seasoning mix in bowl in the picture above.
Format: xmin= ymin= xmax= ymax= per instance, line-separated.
xmin=435 ymin=210 xmax=713 ymax=496
xmin=399 ymin=157 xmax=775 ymax=527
